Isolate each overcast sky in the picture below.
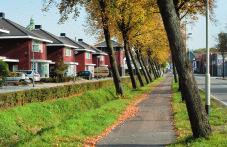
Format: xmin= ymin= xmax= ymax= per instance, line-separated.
xmin=1 ymin=0 xmax=227 ymax=48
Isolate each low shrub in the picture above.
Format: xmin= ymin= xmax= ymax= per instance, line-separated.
xmin=0 ymin=77 xmax=130 ymax=109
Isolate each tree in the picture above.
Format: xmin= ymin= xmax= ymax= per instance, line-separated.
xmin=110 ymin=0 xmax=150 ymax=88
xmin=55 ymin=60 xmax=68 ymax=82
xmin=0 ymin=60 xmax=9 ymax=87
xmin=129 ymin=13 xmax=170 ymax=80
xmin=217 ymin=32 xmax=227 ymax=78
xmin=97 ymin=0 xmax=124 ymax=95
xmin=44 ymin=0 xmax=124 ymax=95
xmin=157 ymin=0 xmax=211 ymax=138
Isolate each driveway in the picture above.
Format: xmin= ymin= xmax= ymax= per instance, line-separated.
xmin=195 ymin=74 xmax=227 ymax=105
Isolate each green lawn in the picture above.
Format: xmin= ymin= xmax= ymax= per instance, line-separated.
xmin=0 ymin=78 xmax=163 ymax=146
xmin=170 ymin=82 xmax=227 ymax=147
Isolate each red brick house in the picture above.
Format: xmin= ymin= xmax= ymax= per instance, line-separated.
xmin=0 ymin=13 xmax=53 ymax=78
xmin=54 ymin=37 xmax=108 ymax=77
xmin=95 ymin=40 xmax=125 ymax=76
xmin=32 ymin=26 xmax=79 ymax=77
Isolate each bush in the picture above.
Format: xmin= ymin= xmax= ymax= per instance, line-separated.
xmin=0 ymin=60 xmax=9 ymax=87
xmin=0 ymin=77 xmax=130 ymax=109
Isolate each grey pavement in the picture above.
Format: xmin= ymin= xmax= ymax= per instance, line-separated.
xmin=97 ymin=75 xmax=176 ymax=147
xmin=195 ymin=74 xmax=227 ymax=105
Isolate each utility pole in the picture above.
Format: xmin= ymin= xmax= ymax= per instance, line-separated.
xmin=205 ymin=0 xmax=210 ymax=115
xmin=32 ymin=49 xmax=35 ymax=87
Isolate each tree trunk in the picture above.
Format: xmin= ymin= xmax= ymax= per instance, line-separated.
xmin=222 ymin=54 xmax=225 ymax=78
xmin=136 ymin=50 xmax=150 ymax=84
xmin=157 ymin=0 xmax=211 ymax=138
xmin=172 ymin=54 xmax=178 ymax=83
xmin=122 ymin=32 xmax=137 ymax=89
xmin=141 ymin=56 xmax=153 ymax=82
xmin=154 ymin=60 xmax=161 ymax=77
xmin=99 ymin=0 xmax=124 ymax=95
xmin=128 ymin=48 xmax=144 ymax=87
xmin=148 ymin=57 xmax=158 ymax=79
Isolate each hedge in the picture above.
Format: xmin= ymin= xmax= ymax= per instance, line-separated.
xmin=0 ymin=77 xmax=130 ymax=109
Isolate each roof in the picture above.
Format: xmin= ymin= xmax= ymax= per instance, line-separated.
xmin=56 ymin=37 xmax=96 ymax=53
xmin=0 ymin=18 xmax=52 ymax=43
xmin=95 ymin=40 xmax=123 ymax=48
xmin=32 ymin=29 xmax=78 ymax=49
xmin=77 ymin=40 xmax=107 ymax=55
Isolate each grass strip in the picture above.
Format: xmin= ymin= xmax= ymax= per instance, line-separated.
xmin=170 ymin=82 xmax=227 ymax=147
xmin=0 ymin=77 xmax=163 ymax=146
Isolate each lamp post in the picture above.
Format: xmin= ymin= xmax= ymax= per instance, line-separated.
xmin=32 ymin=48 xmax=35 ymax=87
xmin=205 ymin=0 xmax=210 ymax=115
xmin=184 ymin=21 xmax=193 ymax=61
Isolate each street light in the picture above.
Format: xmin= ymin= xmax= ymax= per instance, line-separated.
xmin=205 ymin=0 xmax=210 ymax=115
xmin=184 ymin=21 xmax=192 ymax=60
xmin=32 ymin=48 xmax=35 ymax=87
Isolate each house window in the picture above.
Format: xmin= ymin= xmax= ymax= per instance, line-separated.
xmin=65 ymin=48 xmax=72 ymax=56
xmin=86 ymin=52 xmax=91 ymax=59
xmin=32 ymin=40 xmax=42 ymax=52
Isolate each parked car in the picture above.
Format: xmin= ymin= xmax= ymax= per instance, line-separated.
xmin=5 ymin=72 xmax=30 ymax=83
xmin=77 ymin=71 xmax=92 ymax=80
xmin=94 ymin=66 xmax=109 ymax=78
xmin=17 ymin=70 xmax=40 ymax=82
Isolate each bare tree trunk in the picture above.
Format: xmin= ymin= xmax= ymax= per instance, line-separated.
xmin=148 ymin=57 xmax=158 ymax=79
xmin=122 ymin=33 xmax=137 ymax=89
xmin=141 ymin=56 xmax=153 ymax=82
xmin=154 ymin=60 xmax=161 ymax=77
xmin=128 ymin=47 xmax=144 ymax=87
xmin=135 ymin=50 xmax=150 ymax=84
xmin=157 ymin=0 xmax=211 ymax=138
xmin=99 ymin=0 xmax=123 ymax=95
xmin=172 ymin=54 xmax=178 ymax=83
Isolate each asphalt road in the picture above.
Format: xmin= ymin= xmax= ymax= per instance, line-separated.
xmin=195 ymin=74 xmax=227 ymax=106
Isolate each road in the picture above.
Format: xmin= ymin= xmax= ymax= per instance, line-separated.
xmin=0 ymin=77 xmax=112 ymax=94
xmin=195 ymin=74 xmax=227 ymax=106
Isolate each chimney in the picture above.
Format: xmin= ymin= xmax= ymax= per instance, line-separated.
xmin=35 ymin=25 xmax=42 ymax=29
xmin=60 ymin=33 xmax=66 ymax=37
xmin=75 ymin=37 xmax=77 ymax=42
xmin=78 ymin=39 xmax=83 ymax=42
xmin=0 ymin=12 xmax=5 ymax=18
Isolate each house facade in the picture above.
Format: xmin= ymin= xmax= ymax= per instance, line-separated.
xmin=0 ymin=13 xmax=53 ymax=78
xmin=95 ymin=40 xmax=125 ymax=76
xmin=55 ymin=37 xmax=107 ymax=77
xmin=32 ymin=26 xmax=79 ymax=77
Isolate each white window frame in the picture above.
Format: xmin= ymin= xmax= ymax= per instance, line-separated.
xmin=32 ymin=40 xmax=42 ymax=53
xmin=86 ymin=52 xmax=91 ymax=59
xmin=65 ymin=48 xmax=72 ymax=57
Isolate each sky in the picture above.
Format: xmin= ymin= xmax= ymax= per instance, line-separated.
xmin=1 ymin=0 xmax=227 ymax=48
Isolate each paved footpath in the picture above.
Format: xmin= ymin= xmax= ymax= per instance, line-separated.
xmin=97 ymin=75 xmax=176 ymax=147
